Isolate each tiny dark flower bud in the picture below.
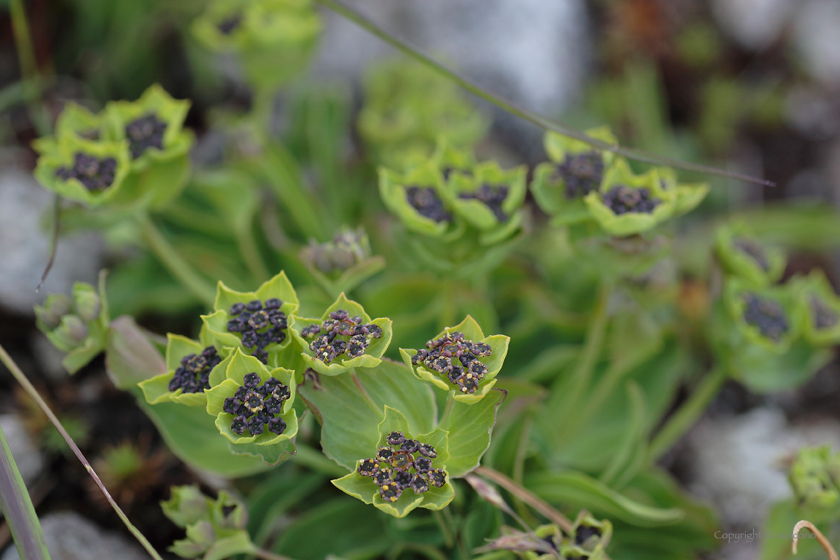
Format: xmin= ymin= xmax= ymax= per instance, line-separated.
xmin=410 ymin=474 xmax=430 ymax=494
xmin=217 ymin=14 xmax=242 ymax=35
xmin=267 ymin=417 xmax=286 ymax=435
xmin=374 ymin=467 xmax=393 ymax=486
xmin=231 ymin=415 xmax=248 ymax=435
xmin=574 ymin=526 xmax=601 ymax=546
xmin=428 ymin=468 xmax=447 ymax=488
xmin=271 ymin=384 xmax=291 ymax=403
xmin=602 ymin=185 xmax=661 ymax=215
xmin=241 ymin=331 xmax=259 ymax=349
xmin=248 ymin=416 xmax=265 ymax=436
xmin=810 ymin=296 xmax=839 ymax=330
xmin=414 ymin=457 xmax=432 ymax=473
xmin=458 ymin=373 xmax=480 ymax=394
xmin=243 ymin=372 xmax=261 ymax=388
xmin=230 ymin=302 xmax=246 ymax=316
xmin=742 ymin=293 xmax=790 ymax=342
xmin=253 ymin=348 xmax=268 ymax=364
xmin=226 ymin=319 xmax=243 ymax=333
xmin=468 ymin=341 xmax=492 ymax=357
xmin=365 ymin=324 xmax=383 ymax=339
xmin=379 ymin=482 xmax=402 ymax=503
xmin=265 ymin=298 xmax=283 ymax=310
xmin=555 ymin=151 xmax=604 ymax=199
xmin=223 ymin=397 xmax=242 ymax=415
xmin=248 ymin=310 xmax=271 ymax=330
xmin=246 ymin=299 xmax=263 ymax=311
xmin=393 ymin=469 xmax=413 ymax=488
xmin=347 ymin=334 xmax=370 ymax=358
xmin=264 ymin=397 xmax=282 ymax=414
xmin=125 ymin=114 xmax=167 ymax=159
xmin=412 ymin=349 xmax=429 ymax=365
xmin=234 ymin=386 xmax=248 ymax=400
xmin=386 ymin=431 xmax=406 ymax=446
xmin=427 ymin=356 xmax=452 ymax=375
xmin=468 ymin=360 xmax=489 ymax=379
xmin=243 ymin=390 xmax=265 ymax=414
xmin=168 ymin=376 xmax=182 ymax=392
xmin=418 ymin=443 xmax=437 ymax=458
xmin=459 ymin=184 xmax=509 ymax=221
xmin=377 ymin=447 xmax=395 ymax=461
xmin=390 ymin=450 xmax=413 ymax=470
xmin=352 ymin=315 xmax=363 ymax=324
xmin=406 ymin=186 xmax=452 ymax=223
xmin=401 ymin=439 xmax=420 ymax=454
xmin=358 ymin=458 xmax=379 ymax=477
xmin=447 ymin=366 xmax=464 ymax=384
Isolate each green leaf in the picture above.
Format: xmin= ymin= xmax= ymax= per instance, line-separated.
xmin=526 ymin=470 xmax=685 ymax=527
xmin=105 ymin=316 xmax=167 ymax=390
xmin=598 ymin=382 xmax=647 ymax=488
xmin=203 ymin=530 xmax=256 ymax=560
xmin=439 ymin=389 xmax=505 ymax=477
xmin=299 ymin=359 xmax=436 ymax=471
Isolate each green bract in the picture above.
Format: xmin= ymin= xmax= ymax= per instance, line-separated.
xmin=715 ymin=222 xmax=785 ymax=287
xmin=288 ymin=293 xmax=393 ymax=376
xmin=723 ymin=278 xmax=802 ymax=353
xmin=192 ymin=0 xmax=321 ymax=90
xmin=332 ymin=406 xmax=454 ymax=518
xmin=162 ymin=485 xmax=256 ymax=560
xmin=33 ymin=135 xmax=131 ymax=207
xmin=35 ymin=273 xmax=110 ymax=374
xmin=358 ymin=59 xmax=488 ymax=169
xmin=531 ymin=127 xmax=617 ymax=226
xmin=106 ymin=84 xmax=194 ymax=208
xmin=399 ymin=316 xmax=509 ymax=405
xmin=793 ymin=270 xmax=840 ymax=346
xmin=379 ymin=161 xmax=460 ymax=238
xmin=205 ymin=349 xmax=298 ymax=464
xmin=32 ymin=103 xmax=110 ymax=156
xmin=789 ymin=446 xmax=840 ymax=513
xmin=201 ymin=271 xmax=299 ymax=367
xmin=138 ymin=332 xmax=231 ymax=408
xmin=583 ymin=159 xmax=675 ymax=237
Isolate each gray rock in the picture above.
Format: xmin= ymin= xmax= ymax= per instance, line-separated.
xmin=0 ymin=415 xmax=44 ymax=487
xmin=0 ymin=171 xmax=104 ymax=315
xmin=710 ymin=0 xmax=794 ymax=51
xmin=1 ymin=512 xmax=148 ymax=560
xmin=793 ymin=0 xmax=840 ymax=86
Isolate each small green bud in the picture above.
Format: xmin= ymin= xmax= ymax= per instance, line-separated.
xmin=161 ymin=485 xmax=210 ymax=528
xmin=53 ymin=315 xmax=89 ymax=349
xmin=35 ymin=294 xmax=71 ymax=329
xmin=186 ymin=520 xmax=216 ymax=548
xmin=73 ymin=283 xmax=101 ymax=322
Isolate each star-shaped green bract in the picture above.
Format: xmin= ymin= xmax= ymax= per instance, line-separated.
xmin=204 ymin=348 xmax=298 ymax=463
xmin=332 ymin=406 xmax=454 ymax=518
xmin=33 ymin=135 xmax=132 ymax=207
xmin=792 ymin=270 xmax=840 ymax=347
xmin=202 ymin=271 xmax=300 ymax=368
xmin=530 ymin=127 xmax=617 ymax=226
xmin=715 ymin=222 xmax=786 ymax=288
xmin=724 ymin=277 xmax=804 ymax=354
xmin=32 ymin=103 xmax=111 ymax=157
xmin=288 ymin=293 xmax=393 ymax=376
xmin=138 ymin=330 xmax=231 ymax=408
xmin=399 ymin=316 xmax=509 ymax=405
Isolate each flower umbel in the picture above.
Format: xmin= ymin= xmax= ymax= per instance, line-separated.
xmin=300 ymin=308 xmax=383 ymax=364
xmin=225 ymin=298 xmax=289 ymax=364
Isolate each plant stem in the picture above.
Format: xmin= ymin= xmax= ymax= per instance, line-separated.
xmin=512 ymin=414 xmax=538 ymax=528
xmin=474 ymin=467 xmax=573 ymax=533
xmin=36 ymin=195 xmax=61 ymax=293
xmin=352 ymin=370 xmax=383 ymax=419
xmin=311 ymin=0 xmax=773 ymax=188
xmin=439 ymin=392 xmax=455 ymax=427
xmin=9 ymin=0 xmax=50 ymax=136
xmin=647 ymin=365 xmax=727 ymax=462
xmin=138 ymin=213 xmax=216 ymax=308
xmin=0 ymin=423 xmax=50 ymax=560
xmin=292 ymin=443 xmax=347 ymax=477
xmin=254 ymin=547 xmax=295 ymax=560
xmin=0 ymin=344 xmax=165 ymax=560
xmin=237 ymin=227 xmax=271 ymax=284
xmin=433 ymin=510 xmax=454 ymax=548
xmin=565 ymin=359 xmax=633 ymax=439
xmin=792 ymin=520 xmax=839 ymax=560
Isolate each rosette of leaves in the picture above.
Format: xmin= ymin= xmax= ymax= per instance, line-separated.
xmin=33 ymin=134 xmax=131 ymax=207
xmin=440 ymin=145 xmax=528 ymax=246
xmin=715 ymin=222 xmax=785 ymax=287
xmin=202 ymin=271 xmax=299 ymax=366
xmin=138 ymin=332 xmax=231 ymax=407
xmin=358 ymin=59 xmax=488 ymax=169
xmin=32 ymin=103 xmax=110 ymax=156
xmin=793 ymin=270 xmax=840 ymax=346
xmin=583 ymin=159 xmax=707 ymax=237
xmin=35 ymin=273 xmax=110 ymax=374
xmin=105 ymin=84 xmax=194 ymax=209
xmin=192 ymin=0 xmax=321 ymax=91
xmin=204 ymin=349 xmax=298 ymax=464
xmin=288 ymin=293 xmax=393 ymax=376
xmin=162 ymin=485 xmax=257 ymax=560
xmin=789 ymin=446 xmax=840 ymax=515
xmin=300 ymin=226 xmax=386 ymax=296
xmin=332 ymin=406 xmax=454 ymax=518
xmin=531 ymin=127 xmax=618 ymax=226
xmin=400 ymin=316 xmax=509 ymax=404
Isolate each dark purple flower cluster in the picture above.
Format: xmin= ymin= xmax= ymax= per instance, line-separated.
xmin=224 ymin=374 xmax=290 ymax=437
xmin=168 ymin=346 xmax=221 ymax=394
xmin=742 ymin=293 xmax=789 ymax=342
xmin=125 ymin=113 xmax=167 ymax=159
xmin=810 ymin=295 xmax=839 ymax=330
xmin=602 ymin=185 xmax=660 ymax=215
xmin=55 ymin=153 xmax=118 ymax=192
xmin=574 ymin=525 xmax=602 ymax=546
xmin=555 ymin=151 xmax=603 ymax=199
xmin=459 ymin=184 xmax=509 ymax=222
xmin=357 ymin=430 xmax=446 ymax=503
xmin=411 ymin=331 xmax=491 ymax=394
xmin=733 ymin=239 xmax=770 ymax=271
xmin=226 ymin=299 xmax=288 ymax=364
xmin=301 ymin=309 xmax=382 ymax=364
xmin=217 ymin=14 xmax=242 ymax=35
xmin=406 ymin=186 xmax=451 ymax=223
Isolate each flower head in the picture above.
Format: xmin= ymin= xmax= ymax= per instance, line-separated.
xmin=202 ymin=272 xmax=299 ymax=366
xmin=790 ymin=270 xmax=840 ymax=347
xmin=724 ymin=278 xmax=803 ymax=353
xmin=715 ymin=222 xmax=786 ymax=287
xmin=288 ymin=293 xmax=393 ymax=376
xmin=789 ymin=446 xmax=840 ymax=512
xmin=32 ymin=103 xmax=110 ymax=156
xmin=400 ymin=316 xmax=509 ymax=404
xmin=332 ymin=406 xmax=454 ymax=518
xmin=379 ymin=162 xmax=461 ymax=238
